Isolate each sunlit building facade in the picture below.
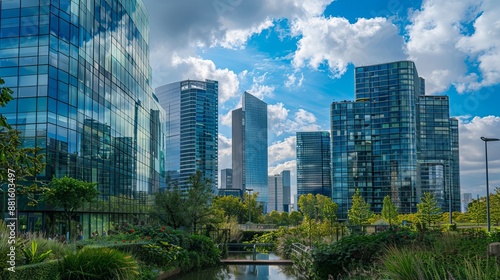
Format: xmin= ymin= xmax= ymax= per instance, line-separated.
xmin=0 ymin=0 xmax=165 ymax=237
xmin=331 ymin=61 xmax=460 ymax=220
xmin=232 ymin=92 xmax=268 ymax=211
xmin=267 ymin=170 xmax=291 ymax=213
xmin=296 ymin=131 xmax=332 ymax=198
xmin=155 ymin=80 xmax=218 ymax=194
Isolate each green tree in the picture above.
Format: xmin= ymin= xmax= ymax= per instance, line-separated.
xmin=348 ymin=189 xmax=374 ymax=225
xmin=152 ymin=180 xmax=185 ymax=229
xmin=466 ymin=198 xmax=486 ymax=226
xmin=416 ymin=192 xmax=442 ymax=228
xmin=185 ymin=170 xmax=214 ymax=232
xmin=289 ymin=211 xmax=303 ymax=226
xmin=381 ymin=195 xmax=398 ymax=226
xmin=43 ymin=176 xmax=98 ymax=240
xmin=212 ymin=195 xmax=245 ymax=223
xmin=491 ymin=188 xmax=500 ymax=226
xmin=243 ymin=192 xmax=263 ymax=223
xmin=0 ymin=78 xmax=45 ymax=205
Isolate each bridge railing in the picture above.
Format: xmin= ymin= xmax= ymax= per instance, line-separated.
xmin=291 ymin=243 xmax=315 ymax=280
xmin=225 ymin=243 xmax=276 ymax=260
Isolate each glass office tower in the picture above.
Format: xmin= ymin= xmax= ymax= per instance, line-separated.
xmin=331 ymin=61 xmax=460 ymax=220
xmin=0 ymin=0 xmax=165 ymax=236
xmin=232 ymin=92 xmax=268 ymax=211
xmin=296 ymin=131 xmax=332 ymax=198
xmin=155 ymin=80 xmax=218 ymax=194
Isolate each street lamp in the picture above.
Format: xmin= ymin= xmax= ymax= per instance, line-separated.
xmin=480 ymin=136 xmax=499 ymax=232
xmin=245 ymin=188 xmax=253 ymax=224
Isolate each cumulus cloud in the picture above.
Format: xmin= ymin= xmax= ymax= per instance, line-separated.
xmin=291 ymin=16 xmax=406 ymax=78
xmin=150 ymin=54 xmax=241 ymax=103
xmin=457 ymin=116 xmax=500 ymax=196
xmin=268 ymin=103 xmax=321 ymax=136
xmin=406 ymin=0 xmax=500 ymax=94
xmin=268 ymin=160 xmax=297 ymax=177
xmin=268 ymin=136 xmax=296 ymax=167
xmin=284 ymin=72 xmax=304 ymax=87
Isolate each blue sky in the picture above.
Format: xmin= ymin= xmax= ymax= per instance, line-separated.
xmin=143 ymin=0 xmax=500 ymax=201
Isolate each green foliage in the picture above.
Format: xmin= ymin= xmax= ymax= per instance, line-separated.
xmin=0 ymin=77 xmax=14 ymax=128
xmin=44 ymin=176 xmax=98 ymax=219
xmin=243 ymin=191 xmax=263 ymax=223
xmin=348 ymin=189 xmax=374 ymax=225
xmin=381 ymin=195 xmax=398 ymax=226
xmin=152 ymin=171 xmax=215 ymax=231
xmin=2 ymin=260 xmax=60 ymax=280
xmin=381 ymin=235 xmax=500 ymax=280
xmin=59 ymin=247 xmax=139 ymax=280
xmin=188 ymin=234 xmax=220 ymax=268
xmin=289 ymin=211 xmax=303 ymax=226
xmin=416 ymin=192 xmax=442 ymax=228
xmin=467 ymin=198 xmax=486 ymax=225
xmin=311 ymin=228 xmax=416 ymax=279
xmin=211 ymin=195 xmax=245 ymax=223
xmin=139 ymin=242 xmax=182 ymax=267
xmin=21 ymin=240 xmax=52 ymax=264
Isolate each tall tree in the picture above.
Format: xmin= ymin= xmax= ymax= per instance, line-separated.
xmin=416 ymin=192 xmax=442 ymax=228
xmin=381 ymin=195 xmax=398 ymax=226
xmin=185 ymin=170 xmax=214 ymax=232
xmin=348 ymin=189 xmax=374 ymax=225
xmin=243 ymin=192 xmax=263 ymax=223
xmin=289 ymin=211 xmax=303 ymax=226
xmin=152 ymin=180 xmax=185 ymax=229
xmin=466 ymin=198 xmax=486 ymax=226
xmin=212 ymin=195 xmax=245 ymax=223
xmin=43 ymin=176 xmax=98 ymax=240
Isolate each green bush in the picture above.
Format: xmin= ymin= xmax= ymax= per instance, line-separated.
xmin=188 ymin=234 xmax=220 ymax=268
xmin=138 ymin=241 xmax=182 ymax=267
xmin=2 ymin=260 xmax=60 ymax=280
xmin=21 ymin=240 xmax=52 ymax=264
xmin=59 ymin=247 xmax=139 ymax=280
xmin=311 ymin=228 xmax=416 ymax=278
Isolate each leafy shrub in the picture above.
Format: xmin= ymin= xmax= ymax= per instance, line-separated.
xmin=21 ymin=240 xmax=52 ymax=264
xmin=188 ymin=234 xmax=220 ymax=267
xmin=138 ymin=241 xmax=182 ymax=267
xmin=311 ymin=228 xmax=416 ymax=278
xmin=2 ymin=260 xmax=60 ymax=280
xmin=59 ymin=247 xmax=139 ymax=280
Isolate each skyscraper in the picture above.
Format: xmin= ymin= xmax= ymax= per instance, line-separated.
xmin=296 ymin=131 xmax=332 ymax=198
xmin=220 ymin=168 xmax=233 ymax=189
xmin=267 ymin=170 xmax=291 ymax=213
xmin=331 ymin=61 xmax=460 ymax=219
xmin=0 ymin=0 xmax=165 ymax=235
xmin=232 ymin=92 xmax=268 ymax=211
xmin=155 ymin=80 xmax=218 ymax=194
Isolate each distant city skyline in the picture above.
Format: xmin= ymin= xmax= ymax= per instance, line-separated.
xmin=143 ymin=0 xmax=500 ymax=200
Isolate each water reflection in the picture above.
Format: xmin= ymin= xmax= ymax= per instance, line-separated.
xmin=172 ymin=253 xmax=298 ymax=280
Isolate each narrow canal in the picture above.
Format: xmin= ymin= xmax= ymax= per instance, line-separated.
xmin=171 ymin=253 xmax=298 ymax=280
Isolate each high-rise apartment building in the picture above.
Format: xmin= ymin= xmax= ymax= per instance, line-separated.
xmin=296 ymin=131 xmax=332 ymax=198
xmin=331 ymin=61 xmax=460 ymax=219
xmin=232 ymin=92 xmax=268 ymax=211
xmin=0 ymin=0 xmax=165 ymax=235
xmin=267 ymin=170 xmax=291 ymax=213
xmin=155 ymin=80 xmax=218 ymax=194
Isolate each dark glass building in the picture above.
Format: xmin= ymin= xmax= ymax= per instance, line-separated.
xmin=296 ymin=131 xmax=332 ymax=198
xmin=331 ymin=61 xmax=460 ymax=219
xmin=0 ymin=0 xmax=165 ymax=237
xmin=232 ymin=92 xmax=268 ymax=211
xmin=155 ymin=80 xmax=218 ymax=194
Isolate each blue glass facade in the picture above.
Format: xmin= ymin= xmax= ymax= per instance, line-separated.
xmin=331 ymin=61 xmax=460 ymax=220
xmin=296 ymin=131 xmax=332 ymax=198
xmin=155 ymin=80 xmax=218 ymax=194
xmin=0 ymin=0 xmax=165 ymax=236
xmin=232 ymin=92 xmax=268 ymax=211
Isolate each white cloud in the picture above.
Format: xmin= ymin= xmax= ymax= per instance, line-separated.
xmin=151 ymin=55 xmax=239 ymax=103
xmin=284 ymin=72 xmax=304 ymax=87
xmin=406 ymin=0 xmax=500 ymax=94
xmin=268 ymin=136 xmax=296 ymax=167
xmin=291 ymin=16 xmax=406 ymax=78
xmin=268 ymin=103 xmax=321 ymax=137
xmin=218 ymin=133 xmax=232 ymax=187
xmin=268 ymin=160 xmax=297 ymax=177
xmin=457 ymin=115 xmax=500 ymax=197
